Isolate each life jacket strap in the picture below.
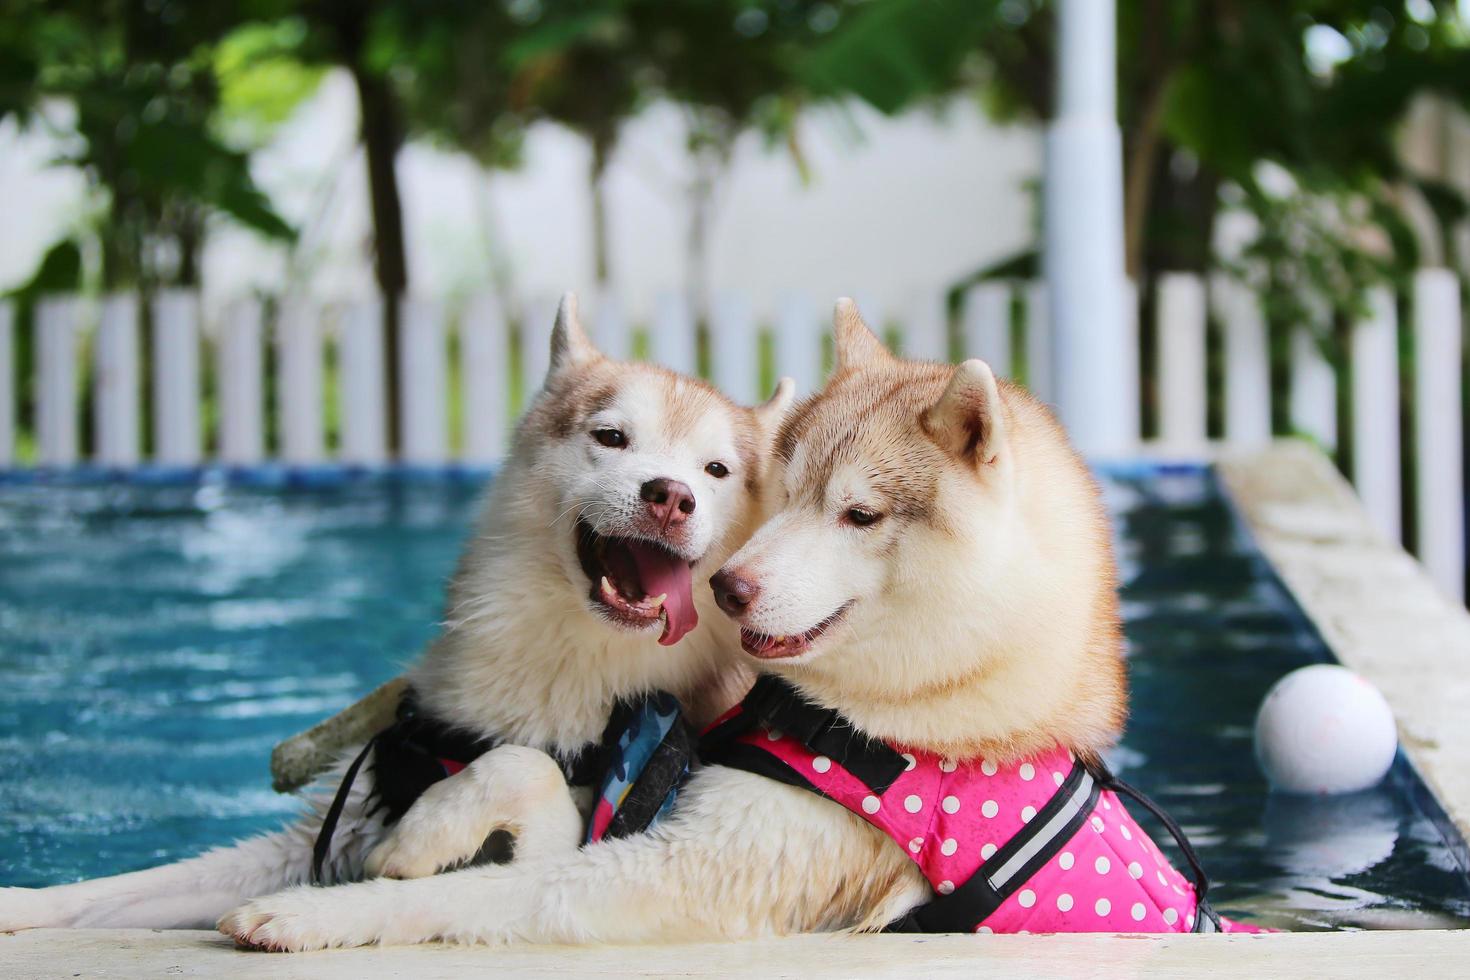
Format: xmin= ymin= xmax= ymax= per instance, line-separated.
xmin=702 ymin=676 xmax=910 ymax=794
xmin=1095 ymin=767 xmax=1222 ymax=933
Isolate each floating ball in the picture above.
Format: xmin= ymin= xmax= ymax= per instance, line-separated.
xmin=1254 ymin=665 xmax=1397 ymax=795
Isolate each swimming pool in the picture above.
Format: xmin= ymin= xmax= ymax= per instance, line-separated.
xmin=1 ymin=466 xmax=1466 ymax=931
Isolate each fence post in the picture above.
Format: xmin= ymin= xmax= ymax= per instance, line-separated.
xmin=1157 ymin=273 xmax=1208 ymax=451
xmin=152 ymin=290 xmax=202 ymax=465
xmin=216 ymin=297 xmax=265 ymax=465
xmin=276 ymin=297 xmax=324 ymax=464
xmin=1413 ymin=268 xmax=1464 ymax=602
xmin=591 ymin=291 xmax=631 ymax=361
xmin=904 ymin=289 xmax=949 ymax=362
xmin=36 ymin=297 xmax=81 ymax=466
xmin=338 ymin=298 xmax=388 ymax=465
xmin=774 ymin=292 xmax=823 ymax=395
xmin=521 ymin=296 xmax=558 ymax=405
xmin=1119 ymin=278 xmax=1141 ymax=450
xmin=651 ymin=292 xmax=696 ymax=375
xmin=1290 ymin=320 xmax=1337 ymax=451
xmin=460 ymin=294 xmax=508 ymax=465
xmin=1351 ymin=287 xmax=1402 ymax=542
xmin=0 ymin=300 xmax=12 ymax=466
xmin=1213 ymin=274 xmax=1271 ymax=447
xmin=35 ymin=297 xmax=79 ymax=467
xmin=710 ymin=291 xmax=759 ymax=405
xmin=962 ymin=282 xmax=1012 ymax=377
xmin=399 ymin=298 xmax=448 ymax=465
xmin=1024 ymin=281 xmax=1053 ymax=403
xmin=94 ymin=293 xmax=141 ymax=466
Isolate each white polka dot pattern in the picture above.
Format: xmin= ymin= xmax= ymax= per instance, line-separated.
xmin=725 ymin=735 xmax=1241 ymax=936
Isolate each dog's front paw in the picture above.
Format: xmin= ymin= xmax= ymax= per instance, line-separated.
xmin=363 ymin=782 xmax=507 ymax=880
xmin=219 ymin=890 xmax=375 ymax=953
xmin=363 ymin=828 xmax=452 ymax=880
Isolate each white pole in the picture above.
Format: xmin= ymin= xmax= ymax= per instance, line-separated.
xmin=93 ymin=293 xmax=141 ymax=466
xmin=710 ymin=291 xmax=759 ymax=405
xmin=0 ymin=300 xmax=12 ymax=466
xmin=1213 ymin=274 xmax=1272 ymax=447
xmin=1044 ymin=0 xmax=1129 ymax=457
xmin=774 ymin=292 xmax=823 ymax=395
xmin=217 ymin=297 xmax=265 ymax=465
xmin=1413 ymin=268 xmax=1463 ymax=602
xmin=1351 ymin=287 xmax=1401 ymax=542
xmin=151 ymin=289 xmax=202 ymax=465
xmin=35 ymin=297 xmax=78 ymax=466
xmin=1157 ymin=273 xmax=1208 ymax=451
xmin=962 ymin=282 xmax=1012 ymax=376
xmin=338 ymin=298 xmax=388 ymax=465
xmin=460 ymin=293 xmax=508 ymax=465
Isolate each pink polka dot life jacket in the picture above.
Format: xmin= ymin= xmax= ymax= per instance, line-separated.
xmin=703 ymin=677 xmax=1266 ymax=935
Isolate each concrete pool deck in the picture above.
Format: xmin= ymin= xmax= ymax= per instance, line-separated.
xmin=5 ymin=440 xmax=1468 ymax=975
xmin=5 ymin=927 xmax=1470 ymax=979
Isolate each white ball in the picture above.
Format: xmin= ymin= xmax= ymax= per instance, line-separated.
xmin=1254 ymin=665 xmax=1397 ymax=794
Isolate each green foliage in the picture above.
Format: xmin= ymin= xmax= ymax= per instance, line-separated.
xmin=214 ymin=19 xmax=326 ymax=142
xmin=4 ymin=0 xmax=298 ymax=290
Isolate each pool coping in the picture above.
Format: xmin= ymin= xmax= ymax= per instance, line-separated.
xmin=4 ymin=440 xmax=1469 ymax=974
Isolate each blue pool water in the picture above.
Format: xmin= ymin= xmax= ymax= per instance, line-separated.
xmin=1 ymin=466 xmax=1467 ymax=931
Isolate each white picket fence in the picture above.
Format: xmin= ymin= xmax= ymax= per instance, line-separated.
xmin=0 ymin=271 xmax=1463 ymax=600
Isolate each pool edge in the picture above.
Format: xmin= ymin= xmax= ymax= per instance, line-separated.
xmin=5 ymin=926 xmax=1470 ymax=978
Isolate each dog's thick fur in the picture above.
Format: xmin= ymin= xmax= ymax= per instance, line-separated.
xmin=213 ymin=300 xmax=1130 ymax=951
xmin=0 ymin=295 xmax=791 ymax=931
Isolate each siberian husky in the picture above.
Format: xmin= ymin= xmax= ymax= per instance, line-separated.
xmin=0 ymin=294 xmax=792 ymax=931
xmin=214 ymin=300 xmax=1143 ymax=951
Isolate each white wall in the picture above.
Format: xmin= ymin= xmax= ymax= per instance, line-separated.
xmin=1 ymin=71 xmax=1041 ymax=321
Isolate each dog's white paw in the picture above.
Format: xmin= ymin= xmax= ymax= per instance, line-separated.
xmin=364 ymin=802 xmax=498 ymax=880
xmin=219 ymin=890 xmax=376 ymax=953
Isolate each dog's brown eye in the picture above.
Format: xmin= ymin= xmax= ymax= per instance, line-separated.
xmin=705 ymin=462 xmax=729 ymax=479
xmin=592 ymin=428 xmax=627 ymax=449
xmin=846 ymin=507 xmax=883 ymax=527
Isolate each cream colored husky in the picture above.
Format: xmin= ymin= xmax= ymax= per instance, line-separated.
xmin=214 ymin=299 xmax=1129 ymax=951
xmin=0 ymin=294 xmax=791 ymax=931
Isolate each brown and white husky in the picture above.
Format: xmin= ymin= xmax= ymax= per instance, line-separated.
xmin=213 ymin=299 xmax=1130 ymax=951
xmin=0 ymin=294 xmax=792 ymax=931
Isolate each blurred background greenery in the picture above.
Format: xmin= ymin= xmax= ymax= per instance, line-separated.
xmin=2 ymin=0 xmax=1469 ymax=458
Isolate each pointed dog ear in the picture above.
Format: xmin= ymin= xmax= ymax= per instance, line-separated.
xmin=921 ymin=359 xmax=1007 ymax=465
xmin=548 ymin=292 xmax=600 ymax=378
xmin=832 ymin=298 xmax=891 ymax=373
xmin=753 ymin=377 xmax=796 ymax=433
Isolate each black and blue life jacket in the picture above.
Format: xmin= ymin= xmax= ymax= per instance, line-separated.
xmin=311 ymin=687 xmax=694 ymax=883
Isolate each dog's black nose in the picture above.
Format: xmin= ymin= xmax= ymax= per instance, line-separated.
xmin=710 ymin=568 xmax=759 ymax=617
xmin=641 ymin=478 xmax=696 ymax=526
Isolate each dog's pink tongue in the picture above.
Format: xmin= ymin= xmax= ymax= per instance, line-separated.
xmin=627 ymin=543 xmax=697 ymax=646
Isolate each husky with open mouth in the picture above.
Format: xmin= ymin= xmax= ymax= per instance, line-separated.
xmin=0 ymin=294 xmax=792 ymax=931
